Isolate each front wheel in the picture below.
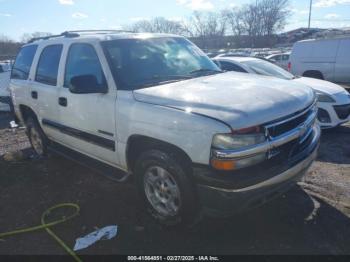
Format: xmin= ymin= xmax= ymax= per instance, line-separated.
xmin=135 ymin=149 xmax=199 ymax=226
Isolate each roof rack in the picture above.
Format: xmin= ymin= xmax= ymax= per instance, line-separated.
xmin=28 ymin=30 xmax=133 ymax=43
xmin=65 ymin=30 xmax=133 ymax=34
xmin=28 ymin=31 xmax=78 ymax=43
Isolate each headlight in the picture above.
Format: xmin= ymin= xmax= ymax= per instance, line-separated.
xmin=212 ymin=133 xmax=266 ymax=150
xmin=316 ymin=91 xmax=336 ymax=103
xmin=211 ymin=127 xmax=267 ymax=171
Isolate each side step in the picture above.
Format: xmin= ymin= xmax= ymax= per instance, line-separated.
xmin=48 ymin=141 xmax=130 ymax=182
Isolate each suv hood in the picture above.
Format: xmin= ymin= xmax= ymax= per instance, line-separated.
xmin=133 ymin=72 xmax=315 ymax=130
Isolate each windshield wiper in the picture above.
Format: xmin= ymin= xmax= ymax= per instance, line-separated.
xmin=189 ymin=68 xmax=222 ymax=75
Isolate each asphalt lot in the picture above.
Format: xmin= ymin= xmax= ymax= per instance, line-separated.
xmin=0 ymin=112 xmax=349 ymax=255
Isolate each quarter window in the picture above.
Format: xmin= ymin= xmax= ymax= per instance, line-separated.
xmin=35 ymin=45 xmax=63 ymax=86
xmin=64 ymin=44 xmax=106 ymax=90
xmin=11 ymin=45 xmax=38 ymax=80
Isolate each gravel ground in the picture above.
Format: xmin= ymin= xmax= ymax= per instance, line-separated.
xmin=0 ymin=112 xmax=349 ymax=255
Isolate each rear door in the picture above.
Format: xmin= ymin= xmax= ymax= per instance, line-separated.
xmin=31 ymin=44 xmax=63 ymax=140
xmin=334 ymin=38 xmax=350 ymax=83
xmin=57 ymin=42 xmax=118 ymax=166
xmin=10 ymin=45 xmax=38 ymax=116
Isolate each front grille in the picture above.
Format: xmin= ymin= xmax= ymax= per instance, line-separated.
xmin=289 ymin=130 xmax=314 ymax=159
xmin=334 ymin=104 xmax=350 ymax=120
xmin=266 ymin=103 xmax=316 ymax=138
xmin=264 ymin=102 xmax=317 ymax=165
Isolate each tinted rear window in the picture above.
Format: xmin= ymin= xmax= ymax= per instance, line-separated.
xmin=35 ymin=45 xmax=63 ymax=86
xmin=11 ymin=45 xmax=38 ymax=80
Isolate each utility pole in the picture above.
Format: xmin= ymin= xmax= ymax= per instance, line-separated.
xmin=308 ymin=0 xmax=313 ymax=29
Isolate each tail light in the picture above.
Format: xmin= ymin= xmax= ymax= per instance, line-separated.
xmin=288 ymin=62 xmax=291 ymax=72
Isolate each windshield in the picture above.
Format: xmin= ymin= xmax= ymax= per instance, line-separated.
xmin=102 ymin=37 xmax=221 ymax=90
xmin=242 ymin=59 xmax=295 ymax=80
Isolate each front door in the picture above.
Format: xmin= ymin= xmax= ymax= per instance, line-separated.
xmin=56 ymin=42 xmax=118 ymax=166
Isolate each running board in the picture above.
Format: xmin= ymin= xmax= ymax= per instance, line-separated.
xmin=48 ymin=141 xmax=130 ymax=182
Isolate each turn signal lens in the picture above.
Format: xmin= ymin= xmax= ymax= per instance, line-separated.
xmin=211 ymin=159 xmax=236 ymax=171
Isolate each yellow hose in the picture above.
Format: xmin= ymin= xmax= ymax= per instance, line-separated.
xmin=0 ymin=203 xmax=82 ymax=262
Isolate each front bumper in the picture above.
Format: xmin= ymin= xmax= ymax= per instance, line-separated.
xmin=317 ymin=103 xmax=350 ymax=129
xmin=195 ymin=125 xmax=320 ymax=217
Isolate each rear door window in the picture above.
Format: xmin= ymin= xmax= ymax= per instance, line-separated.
xmin=11 ymin=45 xmax=38 ymax=80
xmin=35 ymin=45 xmax=63 ymax=86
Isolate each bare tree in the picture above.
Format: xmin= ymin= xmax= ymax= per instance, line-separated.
xmin=20 ymin=32 xmax=52 ymax=43
xmin=259 ymin=0 xmax=290 ymax=36
xmin=0 ymin=35 xmax=21 ymax=60
xmin=234 ymin=0 xmax=290 ymax=47
xmin=130 ymin=17 xmax=186 ymax=35
xmin=223 ymin=9 xmax=246 ymax=37
xmin=187 ymin=11 xmax=227 ymax=37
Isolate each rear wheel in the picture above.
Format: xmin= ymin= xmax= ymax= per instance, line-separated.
xmin=26 ymin=117 xmax=48 ymax=157
xmin=135 ymin=149 xmax=199 ymax=226
xmin=303 ymin=71 xmax=324 ymax=80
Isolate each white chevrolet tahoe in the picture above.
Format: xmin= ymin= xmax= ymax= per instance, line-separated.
xmin=10 ymin=31 xmax=320 ymax=226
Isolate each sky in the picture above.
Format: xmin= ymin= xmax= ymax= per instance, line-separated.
xmin=0 ymin=0 xmax=350 ymax=41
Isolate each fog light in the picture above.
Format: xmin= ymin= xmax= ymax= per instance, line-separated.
xmin=317 ymin=108 xmax=331 ymax=123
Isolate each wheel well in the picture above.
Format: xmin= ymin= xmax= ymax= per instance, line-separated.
xmin=19 ymin=105 xmax=37 ymax=124
xmin=303 ymin=70 xmax=324 ymax=80
xmin=126 ymin=135 xmax=193 ymax=174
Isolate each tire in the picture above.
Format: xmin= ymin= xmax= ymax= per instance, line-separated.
xmin=134 ymin=149 xmax=199 ymax=227
xmin=26 ymin=117 xmax=48 ymax=157
xmin=303 ymin=71 xmax=324 ymax=80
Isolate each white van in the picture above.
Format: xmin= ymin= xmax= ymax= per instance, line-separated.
xmin=289 ymin=37 xmax=350 ymax=83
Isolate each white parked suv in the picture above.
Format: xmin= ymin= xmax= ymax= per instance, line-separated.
xmin=213 ymin=56 xmax=350 ymax=129
xmin=10 ymin=31 xmax=320 ymax=226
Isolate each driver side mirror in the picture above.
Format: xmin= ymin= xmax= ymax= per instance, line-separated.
xmin=69 ymin=74 xmax=108 ymax=94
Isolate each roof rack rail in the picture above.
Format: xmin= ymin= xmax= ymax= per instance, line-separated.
xmin=28 ymin=30 xmax=133 ymax=43
xmin=64 ymin=30 xmax=133 ymax=34
xmin=28 ymin=31 xmax=79 ymax=43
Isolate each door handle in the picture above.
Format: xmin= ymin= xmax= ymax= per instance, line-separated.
xmin=31 ymin=91 xmax=38 ymax=99
xmin=58 ymin=97 xmax=67 ymax=107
